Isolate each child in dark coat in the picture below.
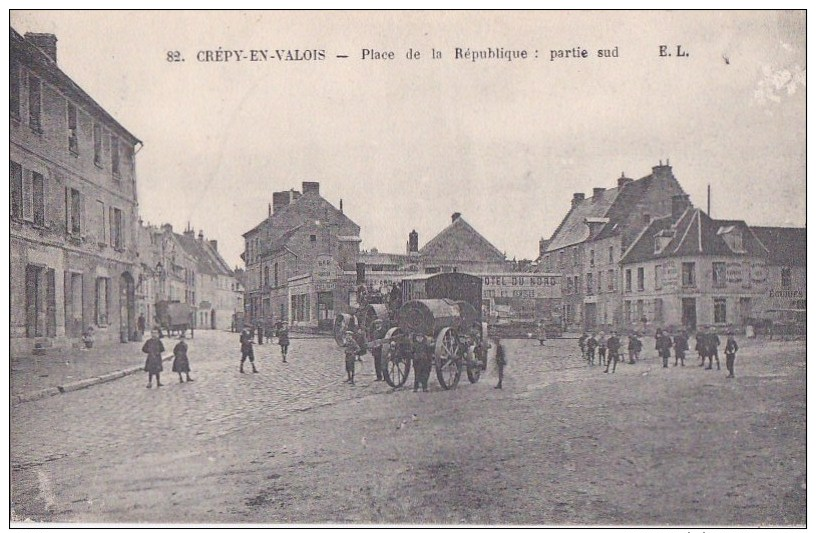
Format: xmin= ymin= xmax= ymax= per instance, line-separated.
xmin=172 ymin=334 xmax=193 ymax=383
xmin=278 ymin=324 xmax=290 ymax=363
xmin=725 ymin=331 xmax=739 ymax=378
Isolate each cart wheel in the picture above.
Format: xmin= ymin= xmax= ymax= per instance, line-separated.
xmin=383 ymin=327 xmax=411 ymax=388
xmin=435 ymin=327 xmax=462 ymax=390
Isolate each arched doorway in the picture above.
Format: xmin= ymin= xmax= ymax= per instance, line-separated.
xmin=119 ymin=272 xmax=135 ymax=342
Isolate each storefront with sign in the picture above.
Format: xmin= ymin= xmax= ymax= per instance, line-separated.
xmin=287 ymin=255 xmax=356 ymax=329
xmin=480 ymin=273 xmax=563 ymax=326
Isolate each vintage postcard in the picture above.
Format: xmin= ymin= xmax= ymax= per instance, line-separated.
xmin=9 ymin=10 xmax=806 ymax=526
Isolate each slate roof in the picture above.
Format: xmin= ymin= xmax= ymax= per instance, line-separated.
xmin=419 ymin=216 xmax=506 ymax=263
xmin=243 ymin=192 xmax=359 ymax=238
xmin=750 ymin=226 xmax=806 ymax=267
xmin=258 ymin=225 xmax=303 ymax=257
xmin=546 ymin=187 xmax=620 ymax=251
xmin=620 ymin=208 xmax=770 ymax=264
xmin=176 ymin=233 xmax=233 ymax=277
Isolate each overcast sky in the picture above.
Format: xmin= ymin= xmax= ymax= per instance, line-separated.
xmin=11 ymin=10 xmax=806 ymax=268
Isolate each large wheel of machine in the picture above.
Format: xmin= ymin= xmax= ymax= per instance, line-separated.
xmin=334 ymin=313 xmax=358 ymax=347
xmin=382 ymin=327 xmax=411 ymax=388
xmin=435 ymin=327 xmax=463 ymax=390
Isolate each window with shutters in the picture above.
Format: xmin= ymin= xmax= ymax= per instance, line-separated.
xmin=109 ymin=207 xmax=123 ymax=249
xmin=28 ymin=74 xmax=42 ymax=132
xmin=586 ymin=273 xmax=593 ymax=295
xmin=712 ymin=262 xmax=727 ymax=288
xmin=625 ymin=269 xmax=632 ymax=292
xmin=93 ymin=123 xmax=103 ymax=166
xmin=97 ymin=200 xmax=106 ymax=244
xmin=10 ymin=161 xmax=23 ymax=219
xmin=654 ymin=298 xmax=664 ymax=322
xmin=32 ymin=172 xmax=44 ymax=226
xmin=111 ymin=135 xmax=120 ymax=177
xmin=67 ymin=103 xmax=79 ymax=154
xmin=96 ymin=277 xmax=109 ymax=326
xmin=66 ymin=187 xmax=81 ymax=235
xmin=714 ymin=298 xmax=727 ymax=324
xmin=637 ymin=267 xmax=645 ymax=291
xmin=10 ymin=62 xmax=20 ymax=119
xmin=607 ymin=269 xmax=614 ymax=291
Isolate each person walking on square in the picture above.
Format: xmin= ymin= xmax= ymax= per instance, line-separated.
xmin=597 ymin=332 xmax=607 ymax=367
xmin=172 ymin=334 xmax=193 ymax=383
xmin=343 ymin=331 xmax=358 ymax=385
xmin=370 ymin=319 xmax=387 ymax=381
xmin=494 ymin=336 xmax=507 ymax=389
xmin=706 ymin=328 xmax=721 ymax=370
xmin=656 ymin=329 xmax=673 ymax=369
xmin=537 ymin=321 xmax=547 ymax=346
xmin=695 ymin=328 xmax=706 ymax=366
xmin=578 ymin=332 xmax=588 ymax=359
xmin=673 ymin=330 xmax=689 ymax=367
xmin=142 ymin=329 xmax=165 ymax=388
xmin=240 ymin=327 xmax=258 ymax=374
xmin=632 ymin=332 xmax=643 ymax=362
xmin=604 ymin=331 xmax=621 ymax=374
xmin=724 ymin=331 xmax=738 ymax=378
xmin=256 ymin=322 xmax=264 ymax=345
xmin=586 ymin=333 xmax=598 ymax=366
xmin=627 ymin=332 xmax=637 ymax=364
xmin=278 ymin=323 xmax=290 ymax=363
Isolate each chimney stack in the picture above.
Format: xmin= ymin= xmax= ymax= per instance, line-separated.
xmin=672 ymin=194 xmax=690 ymax=220
xmin=652 ymin=160 xmax=673 ymax=178
xmin=198 ymin=230 xmax=204 ymax=241
xmin=617 ymin=172 xmax=633 ymax=189
xmin=340 ymin=199 xmax=343 ymax=213
xmin=268 ymin=203 xmax=272 ymax=217
xmin=571 ymin=193 xmax=585 ymax=207
xmin=302 ymin=181 xmax=320 ymax=195
xmin=451 ymin=212 xmax=461 ymax=223
xmin=593 ymin=187 xmax=606 ymax=199
xmin=210 ymin=240 xmax=218 ymax=251
xmin=25 ymin=33 xmax=58 ymax=63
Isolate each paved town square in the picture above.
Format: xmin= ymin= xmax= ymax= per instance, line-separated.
xmin=11 ymin=331 xmax=805 ymax=525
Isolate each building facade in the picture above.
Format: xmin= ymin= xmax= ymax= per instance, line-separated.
xmin=10 ymin=29 xmax=142 ymax=353
xmin=539 ymin=163 xmax=689 ymax=331
xmin=619 ymin=208 xmax=773 ymax=331
xmin=242 ymin=182 xmax=361 ymax=329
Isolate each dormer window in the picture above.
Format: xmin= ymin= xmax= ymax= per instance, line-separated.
xmin=717 ymin=226 xmax=745 ymax=253
xmin=654 ymin=229 xmax=674 ymax=254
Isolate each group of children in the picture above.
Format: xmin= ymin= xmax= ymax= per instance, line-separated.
xmin=141 ymin=329 xmax=193 ymax=388
xmin=577 ymin=327 xmax=739 ymax=377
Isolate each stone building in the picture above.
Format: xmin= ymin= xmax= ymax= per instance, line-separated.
xmin=242 ymin=182 xmax=361 ymax=329
xmin=10 ymin=28 xmax=142 ymax=353
xmin=749 ymin=226 xmax=807 ymax=312
xmin=619 ymin=207 xmax=772 ymax=331
xmin=138 ymin=223 xmax=243 ymax=331
xmin=538 ymin=162 xmax=689 ymax=331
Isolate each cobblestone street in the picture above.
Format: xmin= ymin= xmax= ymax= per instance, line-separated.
xmin=11 ymin=330 xmax=806 ymax=525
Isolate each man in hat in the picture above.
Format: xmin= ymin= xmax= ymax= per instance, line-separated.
xmin=604 ymin=331 xmax=621 ymax=374
xmin=724 ymin=331 xmax=739 ymax=378
xmin=240 ymin=327 xmax=258 ymax=374
xmin=586 ymin=332 xmax=598 ymax=366
xmin=706 ymin=327 xmax=721 ymax=371
xmin=673 ymin=329 xmax=689 ymax=367
xmin=370 ymin=319 xmax=387 ymax=381
xmin=656 ymin=329 xmax=673 ymax=368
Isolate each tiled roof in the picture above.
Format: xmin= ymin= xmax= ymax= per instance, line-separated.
xmin=621 ymin=208 xmax=770 ymax=264
xmin=243 ymin=193 xmax=359 ymax=238
xmin=176 ymin=233 xmax=233 ymax=277
xmin=750 ymin=226 xmax=806 ymax=267
xmin=419 ymin=216 xmax=505 ymax=263
xmin=259 ymin=225 xmax=302 ymax=257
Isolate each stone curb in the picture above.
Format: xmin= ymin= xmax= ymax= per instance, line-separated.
xmin=11 ymin=353 xmax=175 ymax=406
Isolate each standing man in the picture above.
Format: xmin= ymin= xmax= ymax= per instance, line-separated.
xmin=673 ymin=330 xmax=689 ymax=367
xmin=597 ymin=332 xmax=607 ymax=367
xmin=604 ymin=331 xmax=621 ymax=374
xmin=578 ymin=331 xmax=588 ymax=359
xmin=256 ymin=321 xmax=264 ymax=345
xmin=656 ymin=330 xmax=673 ymax=369
xmin=537 ymin=321 xmax=547 ymax=346
xmin=586 ymin=333 xmax=598 ymax=366
xmin=370 ymin=319 xmax=386 ymax=381
xmin=278 ymin=323 xmax=290 ymax=363
xmin=240 ymin=327 xmax=258 ymax=374
xmin=696 ymin=328 xmax=707 ymax=366
xmin=412 ymin=345 xmax=432 ymax=392
xmin=494 ymin=337 xmax=506 ymax=390
xmin=706 ymin=328 xmax=721 ymax=371
xmin=724 ymin=331 xmax=739 ymax=378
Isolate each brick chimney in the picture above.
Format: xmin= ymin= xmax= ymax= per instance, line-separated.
xmin=451 ymin=212 xmax=461 ymax=223
xmin=272 ymin=191 xmax=290 ymax=213
xmin=302 ymin=181 xmax=320 ymax=195
xmin=539 ymin=238 xmax=549 ymax=257
xmin=671 ymin=194 xmax=690 ymax=220
xmin=593 ymin=187 xmax=606 ymax=200
xmin=617 ymin=172 xmax=633 ymax=189
xmin=198 ymin=230 xmax=204 ymax=241
xmin=571 ymin=193 xmax=585 ymax=207
xmin=25 ymin=33 xmax=57 ymax=63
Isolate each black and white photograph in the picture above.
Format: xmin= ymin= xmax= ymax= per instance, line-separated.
xmin=8 ymin=9 xmax=806 ymax=526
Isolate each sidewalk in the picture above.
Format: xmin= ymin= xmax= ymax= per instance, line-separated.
xmin=10 ymin=337 xmax=172 ymax=405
